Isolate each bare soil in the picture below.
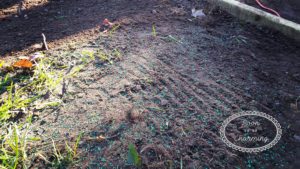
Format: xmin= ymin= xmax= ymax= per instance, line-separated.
xmin=1 ymin=0 xmax=300 ymax=168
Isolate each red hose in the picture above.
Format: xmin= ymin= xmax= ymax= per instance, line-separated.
xmin=255 ymin=0 xmax=281 ymax=17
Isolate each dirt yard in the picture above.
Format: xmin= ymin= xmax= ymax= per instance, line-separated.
xmin=0 ymin=0 xmax=300 ymax=168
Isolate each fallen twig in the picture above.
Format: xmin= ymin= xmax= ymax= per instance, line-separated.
xmin=42 ymin=33 xmax=49 ymax=50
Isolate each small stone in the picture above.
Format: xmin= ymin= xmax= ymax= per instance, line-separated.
xmin=77 ymin=93 xmax=85 ymax=98
xmin=152 ymin=9 xmax=158 ymax=14
xmin=161 ymin=99 xmax=168 ymax=106
xmin=131 ymin=85 xmax=142 ymax=93
xmin=192 ymin=152 xmax=200 ymax=159
xmin=32 ymin=43 xmax=43 ymax=49
xmin=294 ymin=135 xmax=300 ymax=142
xmin=128 ymin=108 xmax=143 ymax=122
xmin=292 ymin=73 xmax=300 ymax=82
xmin=40 ymin=120 xmax=46 ymax=125
xmin=35 ymin=128 xmax=45 ymax=135
xmin=250 ymin=53 xmax=257 ymax=60
xmin=89 ymin=41 xmax=96 ymax=45
xmin=262 ymin=71 xmax=270 ymax=77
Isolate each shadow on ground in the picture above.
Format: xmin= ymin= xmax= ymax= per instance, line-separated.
xmin=0 ymin=0 xmax=157 ymax=56
xmin=0 ymin=0 xmax=20 ymax=10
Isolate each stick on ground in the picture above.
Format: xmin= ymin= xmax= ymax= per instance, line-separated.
xmin=42 ymin=33 xmax=49 ymax=50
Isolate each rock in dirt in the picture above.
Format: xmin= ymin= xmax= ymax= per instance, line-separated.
xmin=77 ymin=93 xmax=85 ymax=98
xmin=294 ymin=135 xmax=300 ymax=142
xmin=292 ymin=73 xmax=300 ymax=82
xmin=127 ymin=107 xmax=143 ymax=122
xmin=32 ymin=43 xmax=43 ymax=50
xmin=151 ymin=9 xmax=158 ymax=14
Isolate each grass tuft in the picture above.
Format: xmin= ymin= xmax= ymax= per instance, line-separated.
xmin=0 ymin=122 xmax=39 ymax=169
xmin=50 ymin=133 xmax=82 ymax=169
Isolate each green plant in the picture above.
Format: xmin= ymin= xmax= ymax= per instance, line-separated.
xmin=0 ymin=123 xmax=40 ymax=169
xmin=67 ymin=65 xmax=85 ymax=77
xmin=0 ymin=83 xmax=39 ymax=123
xmin=0 ymin=58 xmax=66 ymax=122
xmin=50 ymin=133 xmax=82 ymax=169
xmin=30 ymin=59 xmax=64 ymax=93
xmin=81 ymin=50 xmax=95 ymax=63
xmin=96 ymin=50 xmax=114 ymax=64
xmin=0 ymin=52 xmax=87 ymax=168
xmin=152 ymin=24 xmax=157 ymax=37
xmin=0 ymin=61 xmax=4 ymax=68
xmin=0 ymin=74 xmax=10 ymax=93
xmin=112 ymin=49 xmax=122 ymax=59
xmin=0 ymin=83 xmax=14 ymax=122
xmin=127 ymin=143 xmax=142 ymax=167
xmin=109 ymin=24 xmax=121 ymax=36
xmin=97 ymin=51 xmax=109 ymax=62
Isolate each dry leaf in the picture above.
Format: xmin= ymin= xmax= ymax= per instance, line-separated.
xmin=191 ymin=8 xmax=206 ymax=18
xmin=13 ymin=59 xmax=33 ymax=68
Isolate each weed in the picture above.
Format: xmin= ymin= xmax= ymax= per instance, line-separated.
xmin=96 ymin=50 xmax=114 ymax=64
xmin=0 ymin=83 xmax=39 ymax=122
xmin=67 ymin=65 xmax=85 ymax=77
xmin=109 ymin=24 xmax=121 ymax=36
xmin=0 ymin=61 xmax=4 ymax=68
xmin=31 ymin=59 xmax=64 ymax=93
xmin=127 ymin=143 xmax=142 ymax=167
xmin=0 ymin=56 xmax=71 ymax=168
xmin=162 ymin=35 xmax=183 ymax=44
xmin=0 ymin=122 xmax=39 ymax=169
xmin=0 ymin=44 xmax=120 ymax=168
xmin=112 ymin=49 xmax=122 ymax=59
xmin=50 ymin=133 xmax=83 ymax=169
xmin=81 ymin=50 xmax=95 ymax=63
xmin=97 ymin=51 xmax=109 ymax=62
xmin=152 ymin=24 xmax=157 ymax=37
xmin=34 ymin=100 xmax=62 ymax=110
xmin=0 ymin=57 xmax=68 ymax=122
